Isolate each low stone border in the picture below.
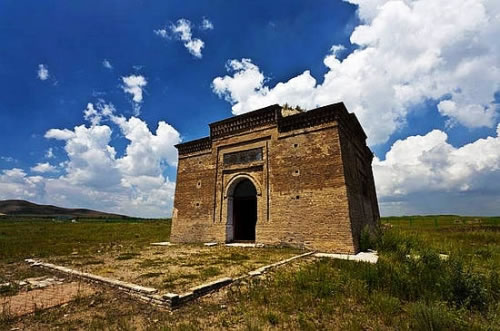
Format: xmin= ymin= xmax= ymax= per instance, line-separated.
xmin=168 ymin=251 xmax=315 ymax=307
xmin=25 ymin=251 xmax=314 ymax=310
xmin=25 ymin=259 xmax=158 ymax=295
xmin=314 ymin=251 xmax=379 ymax=264
xmin=244 ymin=251 xmax=315 ymax=276
xmin=225 ymin=243 xmax=264 ymax=248
xmin=150 ymin=242 xmax=175 ymax=246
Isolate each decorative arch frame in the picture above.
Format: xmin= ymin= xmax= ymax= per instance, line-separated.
xmin=224 ymin=173 xmax=262 ymax=242
xmin=225 ymin=173 xmax=262 ymax=198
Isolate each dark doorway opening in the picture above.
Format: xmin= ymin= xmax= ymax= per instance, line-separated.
xmin=232 ymin=179 xmax=257 ymax=242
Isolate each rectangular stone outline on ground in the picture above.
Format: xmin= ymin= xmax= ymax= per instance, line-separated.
xmin=25 ymin=250 xmax=315 ymax=309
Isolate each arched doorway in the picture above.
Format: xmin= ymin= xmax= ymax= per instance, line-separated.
xmin=231 ymin=179 xmax=257 ymax=242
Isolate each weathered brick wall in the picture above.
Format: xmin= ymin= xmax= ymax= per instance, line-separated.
xmin=170 ymin=103 xmax=379 ymax=253
xmin=338 ymin=127 xmax=380 ymax=251
xmin=262 ymin=124 xmax=355 ymax=253
xmin=170 ymin=151 xmax=217 ymax=242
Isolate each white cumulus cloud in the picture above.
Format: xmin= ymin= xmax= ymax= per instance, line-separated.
xmin=373 ymin=124 xmax=500 ymax=215
xmin=212 ymin=0 xmax=500 ymax=145
xmin=0 ymin=101 xmax=183 ymax=217
xmin=121 ymin=75 xmax=147 ymax=113
xmin=37 ymin=64 xmax=49 ymax=81
xmin=31 ymin=162 xmax=57 ymax=173
xmin=0 ymin=169 xmax=45 ymax=200
xmin=155 ymin=18 xmax=208 ymax=58
xmin=154 ymin=28 xmax=169 ymax=39
xmin=171 ymin=19 xmax=204 ymax=58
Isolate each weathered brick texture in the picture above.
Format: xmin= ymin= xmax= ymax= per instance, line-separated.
xmin=171 ymin=103 xmax=380 ymax=253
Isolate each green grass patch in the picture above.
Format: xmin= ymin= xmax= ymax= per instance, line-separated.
xmin=0 ymin=219 xmax=171 ymax=262
xmin=222 ymin=222 xmax=500 ymax=329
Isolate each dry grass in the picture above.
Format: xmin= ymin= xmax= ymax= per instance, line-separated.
xmin=45 ymin=244 xmax=302 ymax=294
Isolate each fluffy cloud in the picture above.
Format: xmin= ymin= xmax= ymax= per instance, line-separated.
xmin=83 ymin=102 xmax=114 ymax=126
xmin=212 ymin=58 xmax=316 ymax=116
xmin=31 ymin=162 xmax=57 ymax=173
xmin=121 ymin=75 xmax=147 ymax=113
xmin=171 ymin=19 xmax=204 ymax=58
xmin=155 ymin=18 xmax=208 ymax=58
xmin=154 ymin=28 xmax=168 ymax=39
xmin=122 ymin=75 xmax=147 ymax=103
xmin=37 ymin=64 xmax=49 ymax=81
xmin=212 ymin=0 xmax=500 ymax=145
xmin=45 ymin=128 xmax=74 ymax=140
xmin=112 ymin=116 xmax=179 ymax=177
xmin=46 ymin=123 xmax=121 ymax=189
xmin=0 ymin=102 xmax=181 ymax=218
xmin=0 ymin=169 xmax=45 ymax=201
xmin=374 ymin=124 xmax=500 ymax=215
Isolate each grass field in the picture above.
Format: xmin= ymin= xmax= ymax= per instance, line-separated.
xmin=0 ymin=218 xmax=171 ymax=263
xmin=0 ymin=216 xmax=499 ymax=330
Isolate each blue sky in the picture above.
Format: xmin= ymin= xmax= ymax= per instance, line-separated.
xmin=0 ymin=0 xmax=499 ymax=217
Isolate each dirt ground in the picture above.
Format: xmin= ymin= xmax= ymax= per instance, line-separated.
xmin=44 ymin=244 xmax=302 ymax=294
xmin=1 ymin=281 xmax=95 ymax=317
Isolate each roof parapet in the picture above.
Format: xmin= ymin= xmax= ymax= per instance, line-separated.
xmin=175 ymin=102 xmax=367 ymax=155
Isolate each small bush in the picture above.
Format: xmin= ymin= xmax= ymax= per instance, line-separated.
xmin=447 ymin=257 xmax=488 ymax=311
xmin=376 ymin=230 xmax=420 ymax=260
xmin=359 ymin=225 xmax=377 ymax=252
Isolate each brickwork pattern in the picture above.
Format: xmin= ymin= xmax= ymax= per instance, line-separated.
xmin=171 ymin=103 xmax=379 ymax=253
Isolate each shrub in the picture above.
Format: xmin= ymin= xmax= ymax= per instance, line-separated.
xmin=359 ymin=225 xmax=378 ymax=252
xmin=376 ymin=230 xmax=420 ymax=260
xmin=447 ymin=257 xmax=488 ymax=311
xmin=355 ymin=231 xmax=495 ymax=311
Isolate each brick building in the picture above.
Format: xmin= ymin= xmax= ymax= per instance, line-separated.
xmin=171 ymin=102 xmax=379 ymax=253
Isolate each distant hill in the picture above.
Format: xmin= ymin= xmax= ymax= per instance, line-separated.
xmin=0 ymin=200 xmax=128 ymax=218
